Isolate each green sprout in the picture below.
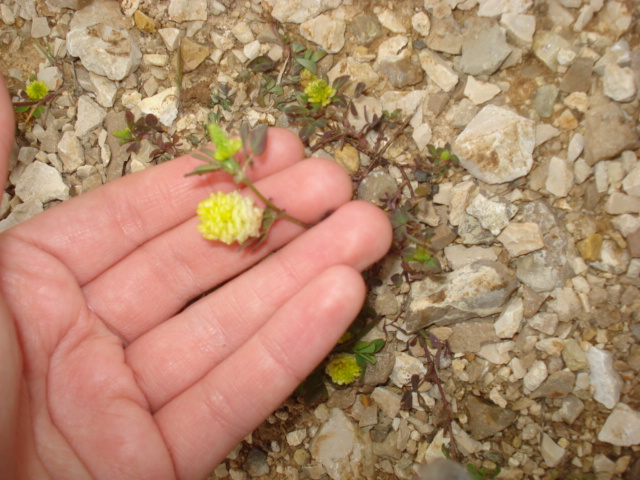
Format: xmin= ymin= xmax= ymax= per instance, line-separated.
xmin=187 ymin=122 xmax=309 ymax=247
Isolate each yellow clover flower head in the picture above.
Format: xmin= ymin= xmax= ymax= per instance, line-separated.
xmin=304 ymin=77 xmax=336 ymax=107
xmin=25 ymin=80 xmax=49 ymax=101
xmin=299 ymin=68 xmax=315 ymax=89
xmin=197 ymin=191 xmax=263 ymax=245
xmin=325 ymin=353 xmax=362 ymax=385
xmin=207 ymin=123 xmax=243 ymax=162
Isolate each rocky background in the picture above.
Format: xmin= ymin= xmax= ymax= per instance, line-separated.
xmin=1 ymin=0 xmax=640 ymax=479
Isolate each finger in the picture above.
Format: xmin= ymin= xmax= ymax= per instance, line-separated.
xmin=0 ymin=74 xmax=15 ymax=188
xmin=84 ymin=158 xmax=356 ymax=342
xmin=155 ymin=265 xmax=366 ymax=480
xmin=127 ymin=200 xmax=391 ymax=410
xmin=8 ymin=128 xmax=304 ymax=285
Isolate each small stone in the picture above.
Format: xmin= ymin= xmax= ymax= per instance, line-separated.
xmin=528 ymin=312 xmax=558 ymax=336
xmin=466 ymin=193 xmax=517 ymax=236
xmin=546 ymin=156 xmax=574 ymax=197
xmin=371 ymin=387 xmax=402 ymax=419
xmin=405 ymin=260 xmax=519 ymax=331
xmin=603 ymin=65 xmax=637 ymax=102
xmin=459 ymin=23 xmax=511 ymax=76
xmin=57 ymin=132 xmax=84 ymax=173
xmin=1 ymin=4 xmax=15 ymax=25
xmin=327 ymin=57 xmax=379 ymax=96
xmin=444 ymin=245 xmax=498 ymax=270
xmin=556 ymin=394 xmax=585 ymax=425
xmin=265 ymin=0 xmax=341 ymax=24
xmin=587 ymin=346 xmax=623 ymax=409
xmin=530 ymin=370 xmax=576 ymax=399
xmin=133 ymin=10 xmax=156 ymax=32
xmin=286 ymin=429 xmax=307 ymax=447
xmin=477 ymin=341 xmax=515 ymax=365
xmin=158 ymin=28 xmax=181 ymax=51
xmin=357 ymin=171 xmax=397 ymax=206
xmin=498 ymin=223 xmax=545 ymax=257
xmin=419 ymin=50 xmax=459 ymax=92
xmin=536 ymin=338 xmax=565 ymax=356
xmin=494 ymin=297 xmax=524 ymax=338
xmin=0 ymin=200 xmax=43 ymax=232
xmin=132 ymin=88 xmax=178 ymax=128
xmin=466 ymin=395 xmax=516 ymax=440
xmin=15 ymin=162 xmax=69 ymax=204
xmin=31 ymin=17 xmax=51 ymax=38
xmin=464 ymin=76 xmax=501 ymax=105
xmin=375 ymin=36 xmax=422 ymax=88
xmin=426 ymin=15 xmax=462 ymax=54
xmin=500 ymin=13 xmax=535 ymax=46
xmin=390 ymin=352 xmax=427 ymax=387
xmin=300 ymin=14 xmax=345 ymax=54
xmin=598 ymin=403 xmax=640 ymax=446
xmin=334 ymin=144 xmax=359 ymax=175
xmin=622 ymin=165 xmax=640 ymax=197
xmin=411 ymin=11 xmax=431 ymax=36
xmin=584 ymin=99 xmax=639 ymax=166
xmin=532 ymin=31 xmax=571 ymax=72
xmin=605 ymin=192 xmax=640 ymax=215
xmin=588 ymin=239 xmax=631 ymax=274
xmin=310 ymin=408 xmax=363 ymax=479
xmin=243 ymin=448 xmax=269 ymax=477
xmin=180 ymin=38 xmax=209 ymax=72
xmin=454 ymin=105 xmax=536 ymax=184
xmin=449 ymin=181 xmax=476 ymax=226
xmin=577 ymin=233 xmax=603 ymax=261
xmin=377 ymin=9 xmax=406 ymax=33
xmin=524 ymin=360 xmax=548 ymax=391
xmin=232 ymin=22 xmax=254 ymax=44
xmin=533 ymin=85 xmax=558 ymax=118
xmin=540 ymin=434 xmax=565 ymax=468
xmin=559 ymin=57 xmax=594 ymax=93
xmin=168 ymin=0 xmax=207 ymax=22
xmin=67 ymin=24 xmax=141 ymax=81
xmin=75 ymin=96 xmax=106 ymax=137
xmin=562 ymin=339 xmax=589 ymax=371
xmin=350 ymin=13 xmax=383 ymax=46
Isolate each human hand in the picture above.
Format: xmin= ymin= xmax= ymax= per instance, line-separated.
xmin=0 ymin=74 xmax=392 ymax=479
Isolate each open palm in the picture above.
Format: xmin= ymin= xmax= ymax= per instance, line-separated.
xmin=0 ymin=77 xmax=392 ymax=479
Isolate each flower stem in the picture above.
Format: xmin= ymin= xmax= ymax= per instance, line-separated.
xmin=239 ymin=173 xmax=311 ymax=229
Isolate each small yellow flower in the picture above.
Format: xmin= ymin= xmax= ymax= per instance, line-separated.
xmin=25 ymin=80 xmax=49 ymax=101
xmin=325 ymin=353 xmax=362 ymax=385
xmin=304 ymin=77 xmax=336 ymax=107
xmin=197 ymin=191 xmax=263 ymax=245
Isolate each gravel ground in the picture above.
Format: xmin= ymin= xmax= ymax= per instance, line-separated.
xmin=1 ymin=0 xmax=640 ymax=479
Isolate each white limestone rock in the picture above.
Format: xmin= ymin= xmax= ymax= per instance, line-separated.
xmin=67 ymin=24 xmax=141 ymax=81
xmin=419 ymin=50 xmax=459 ymax=92
xmin=263 ymin=0 xmax=342 ymax=24
xmin=390 ymin=352 xmax=427 ymax=387
xmin=494 ymin=297 xmax=524 ymax=338
xmin=500 ymin=13 xmax=536 ymax=46
xmin=540 ymin=433 xmax=565 ymax=468
xmin=300 ymin=14 xmax=346 ymax=54
xmin=158 ymin=28 xmax=181 ymax=51
xmin=75 ymin=96 xmax=106 ymax=137
xmin=598 ymin=403 xmax=640 ymax=446
xmin=546 ymin=156 xmax=575 ymax=197
xmin=57 ymin=131 xmax=85 ymax=173
xmin=524 ymin=360 xmax=548 ymax=391
xmin=136 ymin=87 xmax=179 ymax=127
xmin=587 ymin=346 xmax=623 ymax=409
xmin=622 ymin=165 xmax=640 ymax=197
xmin=411 ymin=11 xmax=431 ymax=36
xmin=603 ymin=64 xmax=637 ymax=103
xmin=168 ymin=0 xmax=207 ymax=22
xmin=464 ymin=76 xmax=501 ymax=105
xmin=466 ymin=193 xmax=517 ymax=236
xmin=478 ymin=341 xmax=515 ymax=365
xmin=498 ymin=223 xmax=545 ymax=257
xmin=454 ymin=105 xmax=536 ymax=184
xmin=15 ymin=162 xmax=69 ymax=204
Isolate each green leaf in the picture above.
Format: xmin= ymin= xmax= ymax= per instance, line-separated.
xmin=310 ymin=50 xmax=327 ymax=63
xmin=112 ymin=127 xmax=133 ymax=142
xmin=295 ymin=57 xmax=317 ymax=74
xmin=249 ymin=124 xmax=268 ymax=156
xmin=184 ymin=164 xmax=222 ymax=176
xmin=14 ymin=105 xmax=30 ymax=113
xmin=331 ymin=75 xmax=350 ymax=91
xmin=291 ymin=42 xmax=306 ymax=53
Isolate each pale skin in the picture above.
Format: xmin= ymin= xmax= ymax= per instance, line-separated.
xmin=0 ymin=73 xmax=392 ymax=480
